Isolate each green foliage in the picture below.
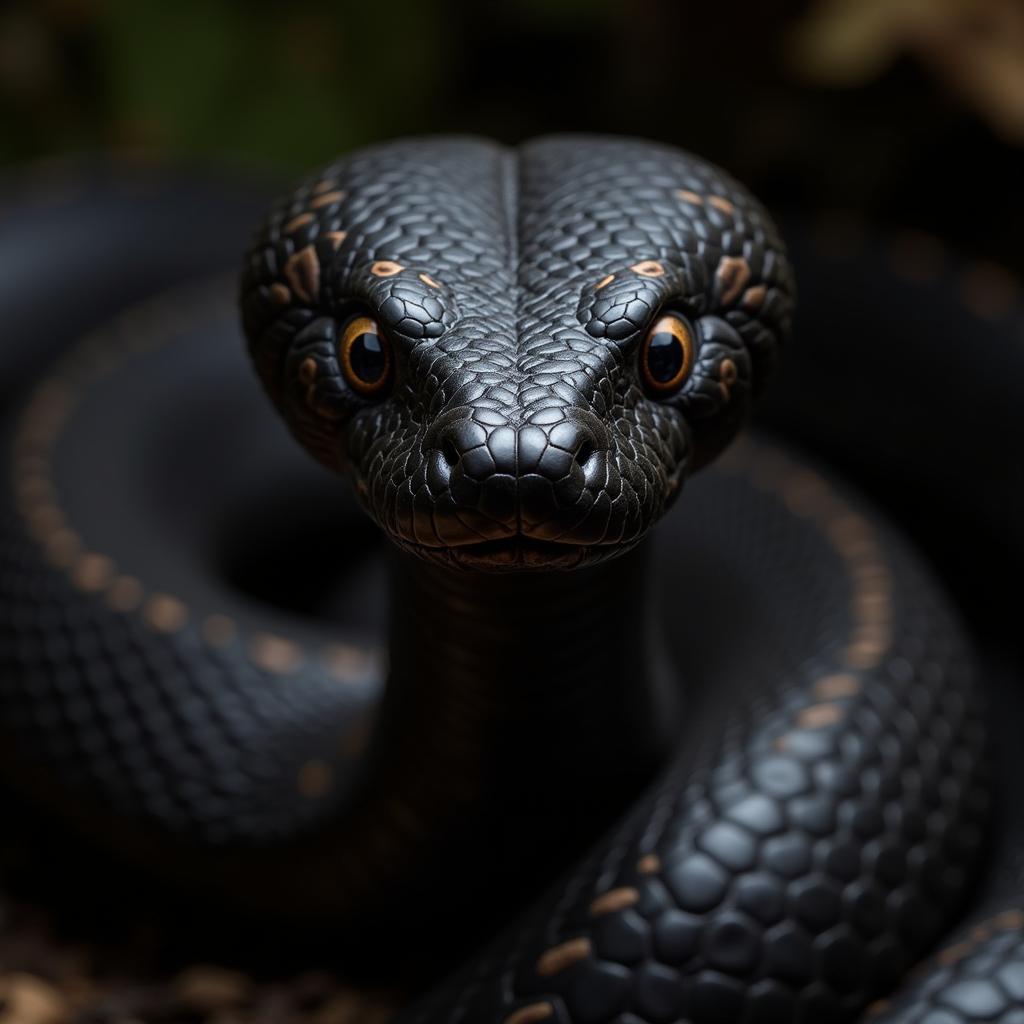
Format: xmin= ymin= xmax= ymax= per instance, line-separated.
xmin=0 ymin=0 xmax=449 ymax=170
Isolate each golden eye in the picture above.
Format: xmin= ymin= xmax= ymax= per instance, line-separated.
xmin=640 ymin=313 xmax=695 ymax=395
xmin=338 ymin=315 xmax=391 ymax=396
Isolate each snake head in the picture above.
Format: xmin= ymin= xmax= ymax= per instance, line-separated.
xmin=241 ymin=137 xmax=793 ymax=570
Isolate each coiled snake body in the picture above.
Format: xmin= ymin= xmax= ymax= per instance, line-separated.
xmin=0 ymin=137 xmax=1020 ymax=1023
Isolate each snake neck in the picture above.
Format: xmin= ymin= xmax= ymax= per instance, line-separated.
xmin=373 ymin=542 xmax=678 ymax=865
xmin=265 ymin=542 xmax=679 ymax=944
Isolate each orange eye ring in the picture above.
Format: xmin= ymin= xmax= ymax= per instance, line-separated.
xmin=338 ymin=315 xmax=392 ymax=397
xmin=640 ymin=313 xmax=695 ymax=395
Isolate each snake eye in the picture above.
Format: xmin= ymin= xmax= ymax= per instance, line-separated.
xmin=640 ymin=313 xmax=695 ymax=396
xmin=338 ymin=315 xmax=391 ymax=396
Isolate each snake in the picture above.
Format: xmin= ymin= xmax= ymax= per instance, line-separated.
xmin=0 ymin=136 xmax=1021 ymax=1023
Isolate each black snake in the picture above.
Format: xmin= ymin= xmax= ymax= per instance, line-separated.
xmin=0 ymin=137 xmax=1021 ymax=1023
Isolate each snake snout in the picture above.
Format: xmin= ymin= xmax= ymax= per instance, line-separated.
xmin=426 ymin=415 xmax=606 ymax=546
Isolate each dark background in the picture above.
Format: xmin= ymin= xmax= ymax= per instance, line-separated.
xmin=2 ymin=0 xmax=1023 ymax=268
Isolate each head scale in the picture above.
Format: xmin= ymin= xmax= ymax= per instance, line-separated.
xmin=241 ymin=136 xmax=794 ymax=570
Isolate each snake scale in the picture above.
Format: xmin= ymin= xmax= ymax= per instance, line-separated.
xmin=0 ymin=137 xmax=1021 ymax=1023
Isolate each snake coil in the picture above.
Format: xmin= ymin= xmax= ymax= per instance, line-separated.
xmin=0 ymin=137 xmax=1021 ymax=1023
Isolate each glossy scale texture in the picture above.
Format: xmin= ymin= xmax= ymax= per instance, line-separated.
xmin=0 ymin=138 xmax=1014 ymax=1022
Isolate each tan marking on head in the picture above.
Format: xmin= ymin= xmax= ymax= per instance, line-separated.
xmin=630 ymin=260 xmax=666 ymax=278
xmin=268 ymin=283 xmax=291 ymax=305
xmin=323 ymin=230 xmax=347 ymax=250
xmin=536 ymin=937 xmax=592 ymax=977
xmin=590 ymin=887 xmax=640 ymax=916
xmin=370 ymin=260 xmax=404 ymax=278
xmin=298 ymin=357 xmax=319 ymax=407
xmin=814 ymin=673 xmax=861 ymax=699
xmin=144 ymin=594 xmax=188 ymax=634
xmin=676 ymin=189 xmax=704 ymax=205
xmin=797 ymin=703 xmax=843 ymax=729
xmin=297 ymin=758 xmax=333 ymax=798
xmin=107 ymin=575 xmax=144 ymax=613
xmin=202 ymin=614 xmax=237 ymax=648
xmin=595 ymin=273 xmax=615 ymax=291
xmin=249 ymin=633 xmax=303 ymax=674
xmin=310 ymin=190 xmax=345 ymax=209
xmin=299 ymin=357 xmax=318 ymax=385
xmin=715 ymin=255 xmax=751 ymax=306
xmin=72 ymin=553 xmax=115 ymax=593
xmin=741 ymin=284 xmax=766 ymax=310
xmin=284 ymin=245 xmax=321 ymax=304
xmin=636 ymin=853 xmax=661 ymax=874
xmin=708 ymin=195 xmax=735 ymax=214
xmin=504 ymin=1004 xmax=554 ymax=1024
xmin=718 ymin=357 xmax=739 ymax=402
xmin=284 ymin=212 xmax=314 ymax=233
xmin=418 ymin=272 xmax=441 ymax=289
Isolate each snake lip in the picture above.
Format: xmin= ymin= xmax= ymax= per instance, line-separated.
xmin=416 ymin=537 xmax=590 ymax=572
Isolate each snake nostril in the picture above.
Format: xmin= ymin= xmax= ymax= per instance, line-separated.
xmin=574 ymin=438 xmax=596 ymax=467
xmin=441 ymin=437 xmax=460 ymax=469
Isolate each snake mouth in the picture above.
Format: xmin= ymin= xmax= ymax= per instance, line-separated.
xmin=405 ymin=537 xmax=591 ymax=572
xmin=454 ymin=539 xmax=588 ymax=571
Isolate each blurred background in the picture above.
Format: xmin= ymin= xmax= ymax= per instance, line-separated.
xmin=1 ymin=0 xmax=1023 ymax=263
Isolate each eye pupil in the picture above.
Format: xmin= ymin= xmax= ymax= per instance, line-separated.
xmin=339 ymin=315 xmax=391 ymax=396
xmin=349 ymin=331 xmax=386 ymax=384
xmin=647 ymin=330 xmax=685 ymax=383
xmin=641 ymin=313 xmax=695 ymax=395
